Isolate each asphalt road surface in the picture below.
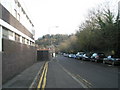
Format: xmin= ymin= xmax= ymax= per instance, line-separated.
xmin=46 ymin=55 xmax=120 ymax=88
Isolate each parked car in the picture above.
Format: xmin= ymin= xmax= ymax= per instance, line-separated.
xmin=103 ymin=56 xmax=120 ymax=65
xmin=82 ymin=54 xmax=90 ymax=61
xmin=63 ymin=53 xmax=69 ymax=57
xmin=82 ymin=53 xmax=91 ymax=61
xmin=90 ymin=53 xmax=106 ymax=62
xmin=76 ymin=52 xmax=85 ymax=60
xmin=68 ymin=54 xmax=76 ymax=58
xmin=90 ymin=53 xmax=97 ymax=62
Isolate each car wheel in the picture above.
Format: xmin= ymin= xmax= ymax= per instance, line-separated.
xmin=112 ymin=62 xmax=115 ymax=66
xmin=103 ymin=61 xmax=106 ymax=64
xmin=90 ymin=59 xmax=92 ymax=62
xmin=95 ymin=60 xmax=97 ymax=62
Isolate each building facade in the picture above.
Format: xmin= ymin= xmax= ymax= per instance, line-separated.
xmin=0 ymin=0 xmax=37 ymax=83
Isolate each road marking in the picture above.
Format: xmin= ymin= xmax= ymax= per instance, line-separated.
xmin=42 ymin=62 xmax=48 ymax=89
xmin=58 ymin=63 xmax=88 ymax=88
xmin=108 ymin=65 xmax=112 ymax=67
xmin=57 ymin=62 xmax=94 ymax=88
xmin=76 ymin=74 xmax=93 ymax=88
xmin=37 ymin=62 xmax=48 ymax=90
xmin=29 ymin=62 xmax=45 ymax=88
xmin=37 ymin=63 xmax=46 ymax=89
xmin=83 ymin=79 xmax=92 ymax=86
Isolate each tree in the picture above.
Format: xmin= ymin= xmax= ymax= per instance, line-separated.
xmin=76 ymin=3 xmax=117 ymax=54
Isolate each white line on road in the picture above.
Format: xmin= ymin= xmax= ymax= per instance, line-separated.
xmin=58 ymin=63 xmax=88 ymax=88
xmin=108 ymin=65 xmax=112 ymax=67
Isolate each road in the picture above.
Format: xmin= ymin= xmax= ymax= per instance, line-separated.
xmin=46 ymin=55 xmax=120 ymax=88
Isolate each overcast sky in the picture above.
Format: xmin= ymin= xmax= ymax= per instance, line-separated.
xmin=23 ymin=0 xmax=119 ymax=39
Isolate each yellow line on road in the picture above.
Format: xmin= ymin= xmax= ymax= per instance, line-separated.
xmin=37 ymin=62 xmax=47 ymax=89
xmin=42 ymin=62 xmax=48 ymax=89
xmin=37 ymin=62 xmax=48 ymax=90
xmin=29 ymin=62 xmax=45 ymax=88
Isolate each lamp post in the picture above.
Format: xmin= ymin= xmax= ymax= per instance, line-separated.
xmin=48 ymin=26 xmax=59 ymax=57
xmin=0 ymin=26 xmax=2 ymax=52
xmin=48 ymin=26 xmax=59 ymax=35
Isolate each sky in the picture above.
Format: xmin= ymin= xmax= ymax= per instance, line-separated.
xmin=23 ymin=0 xmax=120 ymax=40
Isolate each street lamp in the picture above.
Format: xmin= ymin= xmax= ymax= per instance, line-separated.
xmin=48 ymin=26 xmax=59 ymax=35
xmin=48 ymin=26 xmax=59 ymax=57
xmin=49 ymin=26 xmax=59 ymax=45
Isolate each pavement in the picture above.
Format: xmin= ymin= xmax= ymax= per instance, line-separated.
xmin=2 ymin=61 xmax=45 ymax=88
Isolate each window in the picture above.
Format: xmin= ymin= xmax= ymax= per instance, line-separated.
xmin=22 ymin=37 xmax=25 ymax=44
xmin=26 ymin=39 xmax=29 ymax=45
xmin=2 ymin=27 xmax=14 ymax=40
xmin=30 ymin=41 xmax=33 ymax=46
xmin=18 ymin=13 xmax=20 ymax=21
xmin=8 ymin=30 xmax=13 ymax=37
xmin=18 ymin=2 xmax=21 ymax=7
xmin=14 ymin=0 xmax=18 ymax=3
xmin=30 ymin=41 xmax=32 ymax=46
xmin=8 ymin=30 xmax=14 ymax=40
xmin=2 ymin=27 xmax=8 ymax=39
xmin=32 ymin=42 xmax=35 ymax=46
xmin=15 ymin=33 xmax=20 ymax=42
xmin=22 ymin=8 xmax=25 ymax=14
xmin=14 ymin=9 xmax=17 ymax=18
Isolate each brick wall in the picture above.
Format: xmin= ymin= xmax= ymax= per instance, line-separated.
xmin=2 ymin=39 xmax=37 ymax=83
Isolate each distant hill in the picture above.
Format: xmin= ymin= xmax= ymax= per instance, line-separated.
xmin=35 ymin=34 xmax=70 ymax=49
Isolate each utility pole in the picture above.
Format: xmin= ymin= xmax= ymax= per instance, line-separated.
xmin=0 ymin=25 xmax=2 ymax=52
xmin=48 ymin=26 xmax=59 ymax=57
xmin=0 ymin=25 xmax=2 ymax=90
xmin=116 ymin=1 xmax=120 ymax=57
